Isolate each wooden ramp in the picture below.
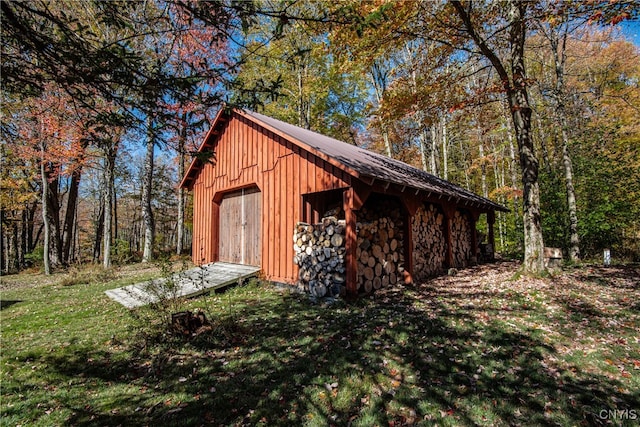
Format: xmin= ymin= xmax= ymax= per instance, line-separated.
xmin=105 ymin=262 xmax=260 ymax=309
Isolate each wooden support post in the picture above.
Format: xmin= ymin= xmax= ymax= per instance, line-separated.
xmin=487 ymin=210 xmax=496 ymax=261
xmin=352 ymin=179 xmax=372 ymax=210
xmin=401 ymin=197 xmax=421 ymax=217
xmin=312 ymin=198 xmax=320 ymax=224
xmin=398 ymin=196 xmax=420 ymax=284
xmin=303 ymin=197 xmax=311 ymax=224
xmin=442 ymin=204 xmax=455 ymax=268
xmin=470 ymin=211 xmax=479 ymax=265
xmin=403 ymin=210 xmax=414 ymax=284
xmin=343 ymin=187 xmax=358 ymax=298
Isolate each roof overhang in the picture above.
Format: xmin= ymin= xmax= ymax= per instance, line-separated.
xmin=179 ymin=108 xmax=229 ymax=190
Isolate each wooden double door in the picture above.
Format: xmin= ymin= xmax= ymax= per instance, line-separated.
xmin=218 ymin=187 xmax=261 ymax=266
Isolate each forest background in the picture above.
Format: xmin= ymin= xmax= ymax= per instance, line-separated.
xmin=1 ymin=0 xmax=639 ymax=275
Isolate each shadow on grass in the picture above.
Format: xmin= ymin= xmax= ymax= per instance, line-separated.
xmin=25 ymin=284 xmax=640 ymax=426
xmin=550 ymin=265 xmax=640 ymax=336
xmin=0 ymin=299 xmax=22 ymax=310
xmin=574 ymin=265 xmax=640 ymax=290
xmin=557 ymin=295 xmax=608 ymax=320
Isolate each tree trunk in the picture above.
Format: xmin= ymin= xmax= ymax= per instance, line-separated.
xmin=452 ymin=0 xmax=546 ymax=274
xmin=3 ymin=225 xmax=9 ymax=273
xmin=61 ymin=166 xmax=81 ymax=264
xmin=549 ymin=24 xmax=580 ymax=261
xmin=561 ymin=125 xmax=580 ymax=261
xmin=479 ymin=140 xmax=488 ymax=198
xmin=508 ymin=32 xmax=545 ymax=273
xmin=298 ymin=63 xmax=304 ymax=128
xmin=21 ymin=208 xmax=27 ymax=268
xmin=504 ymin=105 xmax=520 ymax=191
xmin=459 ymin=137 xmax=471 ymax=190
xmin=406 ymin=47 xmax=430 ymax=171
xmin=0 ymin=209 xmax=5 ymax=274
xmin=71 ymin=209 xmax=78 ymax=263
xmin=493 ymin=144 xmax=505 ymax=250
xmin=534 ymin=110 xmax=553 ymax=175
xmin=27 ymin=200 xmax=38 ymax=253
xmin=113 ymin=179 xmax=118 ymax=244
xmin=419 ymin=128 xmax=429 ymax=171
xmin=509 ymin=85 xmax=545 ymax=273
xmin=441 ymin=115 xmax=449 ymax=180
xmin=382 ymin=130 xmax=392 ymax=158
xmin=430 ymin=125 xmax=438 ymax=176
xmin=103 ymin=148 xmax=116 ymax=269
xmin=370 ymin=61 xmax=393 ymax=158
xmin=176 ymin=181 xmax=185 ymax=255
xmin=142 ymin=118 xmax=155 ymax=263
xmin=177 ymin=113 xmax=187 ymax=255
xmin=93 ymin=191 xmax=104 ymax=263
xmin=11 ymin=222 xmax=19 ymax=271
xmin=102 ymin=180 xmax=112 ymax=269
xmin=40 ymin=143 xmax=51 ymax=275
xmin=177 ymin=182 xmax=185 ymax=255
xmin=45 ymin=174 xmax=62 ymax=267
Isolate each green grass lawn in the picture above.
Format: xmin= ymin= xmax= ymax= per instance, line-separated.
xmin=1 ymin=261 xmax=639 ymax=426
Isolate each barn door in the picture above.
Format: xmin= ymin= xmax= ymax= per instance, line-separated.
xmin=218 ymin=187 xmax=261 ymax=266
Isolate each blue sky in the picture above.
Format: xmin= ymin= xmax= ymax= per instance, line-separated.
xmin=619 ymin=20 xmax=640 ymax=46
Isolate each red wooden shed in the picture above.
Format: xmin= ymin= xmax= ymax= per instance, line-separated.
xmin=180 ymin=108 xmax=507 ymax=297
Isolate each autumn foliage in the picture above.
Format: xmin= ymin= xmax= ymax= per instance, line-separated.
xmin=1 ymin=0 xmax=639 ymax=273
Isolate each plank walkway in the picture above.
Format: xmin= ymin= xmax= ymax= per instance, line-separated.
xmin=104 ymin=262 xmax=261 ymax=309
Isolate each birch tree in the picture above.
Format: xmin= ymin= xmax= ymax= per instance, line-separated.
xmin=532 ymin=11 xmax=584 ymax=261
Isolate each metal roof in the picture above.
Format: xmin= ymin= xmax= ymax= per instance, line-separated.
xmin=181 ymin=108 xmax=508 ymax=212
xmin=239 ymin=110 xmax=507 ymax=212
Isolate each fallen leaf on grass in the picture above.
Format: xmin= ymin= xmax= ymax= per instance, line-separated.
xmin=324 ymin=382 xmax=338 ymax=391
xmin=439 ymin=408 xmax=454 ymax=417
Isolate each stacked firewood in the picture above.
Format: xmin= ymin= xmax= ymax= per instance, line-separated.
xmin=292 ymin=199 xmax=480 ymax=297
xmin=355 ymin=203 xmax=404 ymax=293
xmin=412 ymin=204 xmax=446 ymax=281
xmin=293 ymin=218 xmax=346 ymax=298
xmin=451 ymin=210 xmax=473 ymax=267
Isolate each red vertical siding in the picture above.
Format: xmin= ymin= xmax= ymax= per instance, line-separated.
xmin=286 ymin=143 xmax=296 ymax=279
xmin=273 ymin=134 xmax=280 ymax=278
xmin=189 ymin=113 xmax=351 ymax=283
